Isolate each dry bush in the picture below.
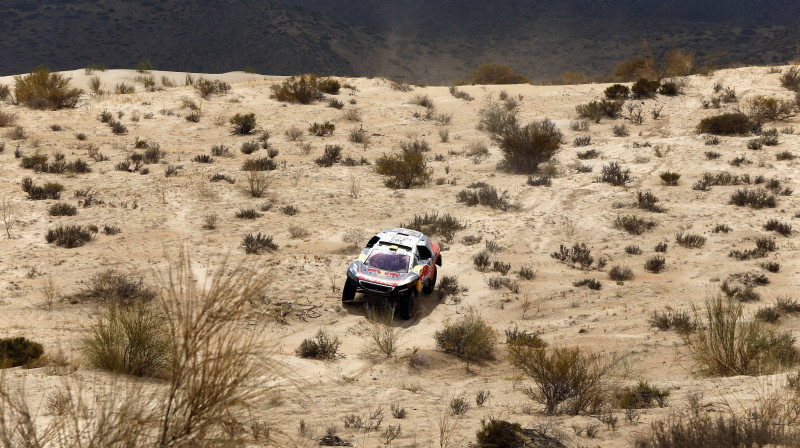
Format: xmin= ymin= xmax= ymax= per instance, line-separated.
xmin=477 ymin=100 xmax=518 ymax=134
xmin=434 ymin=311 xmax=497 ymax=362
xmin=270 ymin=74 xmax=328 ymax=103
xmin=230 ymin=113 xmax=256 ymax=134
xmin=364 ymin=305 xmax=400 ymax=358
xmin=575 ymin=100 xmax=622 ymax=122
xmin=297 ymin=329 xmax=340 ymax=359
xmin=472 ymin=64 xmax=530 ymax=84
xmin=764 ymin=219 xmax=792 ymax=236
xmin=456 ymin=185 xmax=511 ymax=210
xmin=496 ymin=119 xmax=563 ymax=173
xmin=375 ymin=148 xmax=432 ymax=189
xmin=21 ymin=177 xmax=63 ymax=200
xmin=660 ymin=171 xmax=680 ymax=186
xmin=609 ymin=265 xmax=634 ymax=281
xmin=82 ymin=301 xmax=173 ymax=378
xmin=240 ymin=233 xmax=277 ymax=254
xmin=551 ymin=243 xmax=606 ymax=270
xmin=780 ymin=66 xmax=800 ymax=92
xmin=194 ymin=78 xmax=230 ymax=99
xmin=675 ymin=231 xmax=706 ymax=248
xmin=77 ymin=269 xmax=158 ymax=304
xmin=605 ymin=84 xmax=630 ymax=100
xmin=697 ymin=113 xmax=753 ymax=135
xmin=618 ymin=382 xmax=670 ymax=409
xmin=14 ymin=67 xmax=82 ymax=109
xmin=508 ymin=345 xmax=622 ymax=415
xmin=636 ymin=191 xmax=665 ymax=213
xmin=614 ymin=215 xmax=657 ymax=235
xmin=596 ymin=162 xmax=631 ymax=186
xmin=0 ymin=84 xmax=11 ymax=102
xmin=0 ymin=111 xmax=16 ymax=127
xmin=0 ymin=337 xmax=44 ymax=368
xmin=401 ymin=212 xmax=465 ymax=242
xmin=45 ymin=225 xmax=94 ymax=248
xmin=314 ymin=144 xmax=343 ymax=167
xmin=631 ymin=78 xmax=660 ymax=99
xmin=648 ymin=310 xmax=696 ymax=334
xmin=115 ymin=82 xmax=135 ymax=94
xmin=745 ymin=95 xmax=797 ymax=121
xmin=308 ymin=121 xmax=335 ymax=136
xmin=730 ymin=189 xmax=776 ymax=209
xmin=686 ymin=295 xmax=799 ymax=376
xmin=644 ymin=256 xmax=666 ymax=273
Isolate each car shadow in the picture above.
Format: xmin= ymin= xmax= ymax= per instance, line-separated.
xmin=342 ymin=291 xmax=441 ymax=327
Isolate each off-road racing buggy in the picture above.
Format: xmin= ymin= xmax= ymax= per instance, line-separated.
xmin=342 ymin=228 xmax=442 ymax=320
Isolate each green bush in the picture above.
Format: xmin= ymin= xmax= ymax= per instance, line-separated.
xmin=730 ymin=189 xmax=776 ymax=209
xmin=472 ymin=64 xmax=530 ymax=85
xmin=697 ymin=113 xmax=753 ymax=135
xmin=631 ymin=78 xmax=660 ymax=99
xmin=14 ymin=67 xmax=82 ymax=110
xmin=0 ymin=337 xmax=44 ymax=369
xmin=686 ymin=295 xmax=799 ymax=376
xmin=375 ymin=148 xmax=433 ymax=189
xmin=230 ymin=113 xmax=256 ymax=134
xmin=296 ymin=329 xmax=340 ymax=360
xmin=434 ymin=312 xmax=497 ymax=362
xmin=604 ymin=84 xmax=630 ymax=100
xmin=496 ymin=119 xmax=563 ymax=173
xmin=194 ymin=78 xmax=231 ymax=99
xmin=82 ymin=301 xmax=173 ymax=378
xmin=401 ymin=213 xmax=465 ymax=243
xmin=21 ymin=177 xmax=64 ymax=200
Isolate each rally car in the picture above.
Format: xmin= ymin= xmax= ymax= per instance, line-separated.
xmin=342 ymin=228 xmax=442 ymax=320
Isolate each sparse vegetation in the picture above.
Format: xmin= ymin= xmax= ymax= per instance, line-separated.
xmin=240 ymin=233 xmax=277 ymax=254
xmin=597 ymin=162 xmax=631 ymax=186
xmin=675 ymin=231 xmax=706 ymax=248
xmin=644 ymin=256 xmax=666 ymax=273
xmin=434 ymin=311 xmax=497 ymax=362
xmin=609 ymin=265 xmax=634 ymax=281
xmin=575 ymin=100 xmax=622 ymax=122
xmin=45 ymin=225 xmax=94 ymax=248
xmin=230 ymin=113 xmax=256 ymax=134
xmin=730 ymin=189 xmax=776 ymax=209
xmin=648 ymin=310 xmax=696 ymax=334
xmin=270 ymin=75 xmax=332 ymax=104
xmin=296 ymin=329 xmax=340 ymax=360
xmin=14 ymin=67 xmax=82 ymax=110
xmin=551 ymin=243 xmax=607 ymax=270
xmin=660 ymin=171 xmax=681 ymax=186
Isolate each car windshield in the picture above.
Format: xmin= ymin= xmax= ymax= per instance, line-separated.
xmin=364 ymin=251 xmax=410 ymax=272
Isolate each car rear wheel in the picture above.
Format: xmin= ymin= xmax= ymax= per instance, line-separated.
xmin=342 ymin=278 xmax=357 ymax=304
xmin=397 ymin=289 xmax=415 ymax=320
xmin=422 ymin=267 xmax=437 ymax=295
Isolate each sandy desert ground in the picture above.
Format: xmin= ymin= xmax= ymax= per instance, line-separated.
xmin=0 ymin=65 xmax=799 ymax=447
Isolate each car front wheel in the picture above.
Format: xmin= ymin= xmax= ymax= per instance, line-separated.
xmin=422 ymin=267 xmax=437 ymax=295
xmin=342 ymin=278 xmax=357 ymax=304
xmin=397 ymin=289 xmax=415 ymax=320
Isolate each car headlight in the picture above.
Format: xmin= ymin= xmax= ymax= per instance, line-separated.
xmin=348 ymin=262 xmax=358 ymax=276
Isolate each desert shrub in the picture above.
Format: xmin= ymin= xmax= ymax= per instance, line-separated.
xmin=551 ymin=243 xmax=606 ymax=270
xmin=618 ymin=382 xmax=670 ymax=409
xmin=526 ymin=176 xmax=552 ymax=186
xmin=730 ymin=189 xmax=776 ymax=208
xmin=209 ymin=173 xmax=234 ymax=184
xmin=20 ymin=153 xmax=49 ymax=171
xmin=375 ymin=149 xmax=432 ymax=189
xmin=686 ymin=295 xmax=799 ymax=376
xmin=241 ymin=157 xmax=277 ymax=171
xmin=13 ymin=67 xmax=82 ymax=110
xmin=477 ymin=101 xmax=518 ymax=134
xmin=82 ymin=301 xmax=172 ymax=378
xmin=349 ymin=127 xmax=370 ymax=144
xmin=636 ymin=191 xmax=665 ymax=213
xmin=164 ymin=164 xmax=180 ymax=177
xmin=240 ymin=140 xmax=259 ymax=154
xmin=675 ymin=232 xmax=706 ymax=248
xmin=211 ymin=144 xmax=230 ymax=157
xmin=644 ymin=256 xmax=666 ymax=273
xmin=0 ymin=84 xmax=10 ymax=102
xmin=240 ymin=233 xmax=277 ymax=254
xmin=449 ymin=85 xmax=474 ymax=101
xmin=609 ymin=265 xmax=634 ymax=281
xmin=194 ymin=78 xmax=230 ymax=99
xmin=660 ymin=171 xmax=680 ymax=186
xmin=492 ymin=261 xmax=511 ymax=276
xmin=114 ymin=83 xmax=135 ymax=94
xmin=230 ymin=113 xmax=256 ymax=134
xmin=0 ymin=111 xmax=17 ymax=127
xmin=614 ymin=215 xmax=657 ymax=235
xmin=576 ymin=149 xmax=599 ymax=160
xmin=612 ymin=123 xmax=630 ymax=136
xmin=747 ymin=138 xmax=764 ymax=150
xmin=746 ymin=95 xmax=796 ymax=121
xmin=636 ymin=412 xmax=800 ymax=448
xmin=573 ymin=135 xmax=591 ymax=147
xmin=270 ymin=74 xmax=326 ymax=104
xmin=648 ymin=310 xmax=696 ymax=334
xmin=476 ymin=419 xmax=525 ymax=447
xmin=473 ymin=250 xmax=491 ymax=271
xmin=697 ymin=113 xmax=753 ymax=135
xmin=505 ymin=328 xmax=547 ymax=348
xmin=705 ymin=136 xmax=721 ymax=146
xmin=573 ymin=278 xmax=602 ymax=290
xmin=192 ymin=154 xmax=213 ymax=164
xmin=472 ymin=64 xmax=530 ymax=85
xmin=658 ymin=82 xmax=679 ymax=96
xmin=235 ymin=209 xmax=261 ymax=220
xmin=48 ymin=203 xmax=78 ymax=216
xmin=438 ymin=275 xmax=461 ymax=300
xmin=605 ymin=84 xmax=630 ymax=100
xmin=296 ymin=329 xmax=340 ymax=360
xmin=596 ymin=162 xmax=631 ymax=186
xmin=625 ymin=245 xmax=643 ymax=255
xmin=308 ymin=121 xmax=335 ymax=136
xmin=496 ymin=119 xmax=563 ymax=173
xmin=631 ymin=78 xmax=660 ymax=99
xmin=571 ymin=119 xmax=590 ymax=131
xmin=45 ymin=225 xmax=94 ymax=248
xmin=21 ymin=177 xmax=64 ymax=200
xmin=575 ymin=100 xmax=622 ymax=122
xmin=108 ymin=120 xmax=127 ymax=135
xmin=0 ymin=337 xmax=44 ymax=369
xmin=779 ymin=66 xmax=800 ymax=91
xmin=764 ymin=219 xmax=792 ymax=236
xmin=279 ymin=205 xmax=299 ymax=216
xmin=457 ymin=185 xmax=511 ymax=210
xmin=410 ymin=94 xmax=434 ymax=108
xmin=508 ymin=345 xmax=619 ymax=415
xmin=314 ymin=144 xmax=343 ymax=167
xmin=760 ymin=128 xmax=779 ymax=146
xmin=327 ymin=98 xmax=344 ymax=109
xmin=434 ymin=312 xmax=497 ymax=362
xmin=518 ymin=265 xmax=535 ymax=280
xmin=401 ymin=212 xmax=465 ymax=242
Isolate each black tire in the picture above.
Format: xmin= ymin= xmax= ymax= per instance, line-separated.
xmin=397 ymin=289 xmax=415 ymax=320
xmin=342 ymin=278 xmax=357 ymax=304
xmin=422 ymin=267 xmax=437 ymax=295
